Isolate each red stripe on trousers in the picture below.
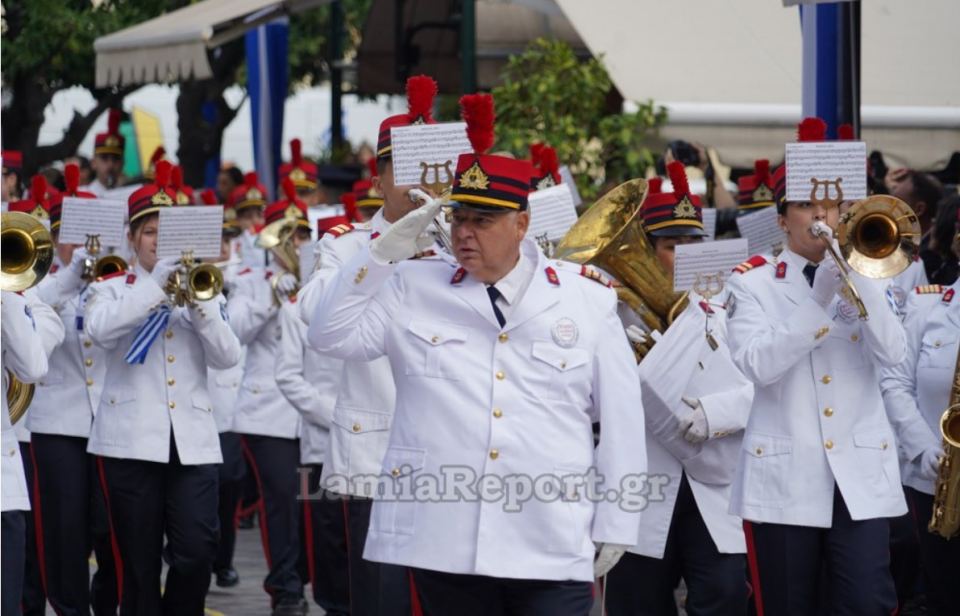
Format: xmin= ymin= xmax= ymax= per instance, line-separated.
xmin=239 ymin=437 xmax=273 ymax=575
xmin=742 ymin=521 xmax=764 ymax=616
xmin=301 ymin=494 xmax=316 ymax=590
xmin=342 ymin=498 xmax=354 ymax=614
xmin=408 ymin=569 xmax=424 ymax=616
xmin=95 ymin=457 xmax=124 ymax=605
xmin=27 ymin=444 xmax=53 ymax=612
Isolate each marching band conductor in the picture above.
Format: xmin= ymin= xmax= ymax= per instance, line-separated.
xmin=308 ymin=94 xmax=646 ymax=615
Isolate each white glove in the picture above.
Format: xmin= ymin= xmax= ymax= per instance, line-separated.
xmin=625 ymin=325 xmax=649 ymax=346
xmin=369 ymin=195 xmax=442 ymax=265
xmin=678 ymin=397 xmax=709 ymax=444
xmin=150 ymin=257 xmax=181 ymax=290
xmin=919 ymin=447 xmax=943 ymax=482
xmin=811 ymin=258 xmax=842 ymax=308
xmin=594 ymin=543 xmax=628 ymax=578
xmin=274 ymin=272 xmax=298 ymax=296
xmin=67 ymin=248 xmax=91 ymax=277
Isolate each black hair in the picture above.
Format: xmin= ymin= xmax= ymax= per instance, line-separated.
xmin=932 ymin=194 xmax=959 ymax=257
xmin=910 ymin=171 xmax=944 ymax=220
xmin=221 ymin=166 xmax=244 ymax=186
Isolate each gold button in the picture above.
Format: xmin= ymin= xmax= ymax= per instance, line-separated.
xmin=934 ymin=341 xmax=942 ymax=348
xmin=560 ymin=361 xmax=567 ymax=369
xmin=815 ymin=326 xmax=830 ymax=340
xmin=109 ymin=398 xmax=115 ymax=404
xmin=86 ymin=378 xmax=94 ymax=386
xmin=83 ymin=340 xmax=92 ymax=348
xmin=354 ymin=266 xmax=368 ymax=284
xmin=882 ymin=441 xmax=888 ymax=450
xmin=431 ymin=335 xmax=439 ymax=344
xmin=84 ymin=358 xmax=93 ymax=367
xmin=167 ymin=355 xmax=175 ymax=363
xmin=165 ymin=330 xmax=173 ymax=339
xmin=821 ymin=375 xmax=832 ymax=384
xmin=352 ymin=423 xmax=361 ymax=432
xmin=489 ymin=449 xmax=499 ymax=460
xmin=169 ymin=402 xmax=176 ymax=409
xmin=391 ymin=468 xmax=400 ymax=477
xmin=495 ymin=371 xmax=505 ymax=381
xmin=823 ymin=407 xmax=834 ymax=417
xmin=493 ymin=408 xmax=503 ymax=418
xmin=755 ymin=447 xmax=763 ymax=455
xmin=167 ymin=378 xmax=175 ymax=386
xmin=498 ymin=333 xmax=508 ymax=343
xmin=825 ymin=439 xmax=834 ymax=450
xmin=850 ymin=334 xmax=859 ymax=342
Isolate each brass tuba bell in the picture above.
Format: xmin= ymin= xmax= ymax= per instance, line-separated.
xmin=555 ymin=179 xmax=687 ymax=334
xmin=257 ymin=216 xmax=302 ymax=304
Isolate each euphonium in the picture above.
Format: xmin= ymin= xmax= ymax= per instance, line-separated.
xmin=2 ymin=212 xmax=55 ymax=423
xmin=555 ymin=179 xmax=687 ymax=334
xmin=810 ymin=195 xmax=921 ymax=320
xmin=929 ymin=342 xmax=960 ymax=538
xmin=81 ymin=234 xmax=127 ymax=280
xmin=257 ymin=216 xmax=301 ymax=304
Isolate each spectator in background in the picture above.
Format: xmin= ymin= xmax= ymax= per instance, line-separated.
xmin=217 ymin=166 xmax=244 ymax=204
xmin=925 ymin=194 xmax=960 ymax=285
xmin=886 ymin=168 xmax=944 ymax=242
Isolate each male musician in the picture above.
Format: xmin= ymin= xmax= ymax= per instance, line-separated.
xmin=881 ymin=218 xmax=960 ymax=616
xmin=279 ymin=138 xmax=321 ymax=207
xmin=308 ymin=93 xmax=646 ymax=615
xmin=725 ymin=118 xmax=907 ymax=615
xmin=296 ymin=74 xmax=442 ymax=616
xmin=228 ymin=179 xmax=312 ymax=616
xmin=606 ymin=164 xmax=752 ymax=615
xmin=84 ymin=109 xmax=125 ymax=197
xmin=228 ymin=172 xmax=269 ymax=268
xmin=276 ymin=225 xmax=350 ymax=614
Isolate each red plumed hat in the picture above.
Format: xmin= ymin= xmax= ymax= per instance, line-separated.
xmin=278 ymin=138 xmax=318 ymax=190
xmin=640 ymin=161 xmax=704 ymax=237
xmin=228 ymin=172 xmax=268 ymax=212
xmin=94 ymin=109 xmax=125 ymax=156
xmin=737 ymin=159 xmax=780 ymax=211
xmin=264 ymin=177 xmax=309 ymax=232
xmin=376 ymin=75 xmax=439 ymax=159
xmin=170 ymin=165 xmax=195 ymax=205
xmin=127 ymin=160 xmax=176 ymax=224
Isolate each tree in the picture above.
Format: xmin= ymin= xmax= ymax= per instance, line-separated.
xmin=492 ymin=38 xmax=667 ymax=201
xmin=1 ymin=0 xmax=169 ymax=175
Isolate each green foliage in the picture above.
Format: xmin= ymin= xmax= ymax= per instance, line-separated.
xmin=492 ymin=38 xmax=666 ymax=201
xmin=287 ymin=0 xmax=372 ymax=88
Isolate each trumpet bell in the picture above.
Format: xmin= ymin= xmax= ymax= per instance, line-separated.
xmin=1 ymin=212 xmax=54 ymax=292
xmin=188 ymin=263 xmax=224 ymax=302
xmin=838 ymin=195 xmax=920 ymax=279
xmin=94 ymin=255 xmax=128 ymax=279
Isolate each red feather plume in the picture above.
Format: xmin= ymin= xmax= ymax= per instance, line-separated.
xmin=171 ymin=165 xmax=184 ymax=188
xmin=65 ymin=163 xmax=80 ymax=195
xmin=342 ymin=193 xmax=359 ymax=222
xmin=291 ymin=138 xmax=302 ymax=165
xmin=244 ymin=172 xmax=259 ymax=188
xmin=837 ymin=123 xmax=855 ymax=140
xmin=107 ymin=108 xmax=121 ymax=134
xmin=150 ymin=146 xmax=166 ymax=164
xmin=797 ymin=117 xmax=827 ymax=142
xmin=367 ymin=158 xmax=378 ymax=179
xmin=281 ymin=177 xmax=297 ymax=202
xmin=200 ymin=189 xmax=217 ymax=205
xmin=667 ymin=161 xmax=690 ymax=197
xmin=406 ymin=75 xmax=438 ymax=121
xmin=31 ymin=175 xmax=48 ymax=202
xmin=648 ymin=177 xmax=663 ymax=194
xmin=154 ymin=161 xmax=172 ymax=187
xmin=530 ymin=143 xmax=545 ymax=166
xmin=755 ymin=159 xmax=770 ymax=182
xmin=539 ymin=146 xmax=559 ymax=177
xmin=460 ymin=94 xmax=495 ymax=155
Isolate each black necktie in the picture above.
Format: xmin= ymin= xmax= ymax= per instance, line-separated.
xmin=486 ymin=286 xmax=506 ymax=328
xmin=803 ymin=263 xmax=818 ymax=287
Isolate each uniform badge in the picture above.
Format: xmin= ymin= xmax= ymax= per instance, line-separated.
xmin=775 ymin=262 xmax=787 ymax=279
xmin=544 ymin=267 xmax=560 ymax=286
xmin=834 ymin=299 xmax=858 ymax=323
xmin=450 ymin=267 xmax=467 ymax=284
xmin=944 ymin=288 xmax=955 ymax=304
xmin=887 ymin=285 xmax=907 ymax=312
xmin=551 ymin=318 xmax=579 ymax=348
xmin=125 ymin=274 xmax=137 ymax=285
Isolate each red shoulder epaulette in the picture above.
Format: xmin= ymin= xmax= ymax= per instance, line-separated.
xmin=943 ymin=288 xmax=955 ymax=304
xmin=579 ymin=265 xmax=612 ymax=288
xmin=95 ymin=269 xmax=127 ymax=283
xmin=545 ymin=267 xmax=560 ymax=286
xmin=49 ymin=264 xmax=60 ymax=274
xmin=733 ymin=255 xmax=768 ymax=274
xmin=450 ymin=267 xmax=466 ymax=284
xmin=914 ymin=284 xmax=943 ymax=295
xmin=238 ymin=267 xmax=252 ymax=276
xmin=327 ymin=223 xmax=355 ymax=238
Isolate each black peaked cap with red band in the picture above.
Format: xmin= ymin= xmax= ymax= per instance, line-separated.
xmin=278 ymin=138 xmax=318 ymax=190
xmin=377 ymin=75 xmax=438 ymax=160
xmin=530 ymin=143 xmax=561 ymax=191
xmin=49 ymin=164 xmax=97 ymax=230
xmin=737 ymin=159 xmax=779 ymax=212
xmin=228 ymin=172 xmax=268 ymax=213
xmin=9 ymin=175 xmax=58 ymax=224
xmin=449 ymin=94 xmax=533 ymax=212
xmin=356 ymin=158 xmax=384 ymax=210
xmin=94 ymin=109 xmax=125 ymax=157
xmin=128 ymin=160 xmax=176 ymax=224
xmin=264 ymin=177 xmax=310 ymax=232
xmin=641 ymin=162 xmax=705 ymax=237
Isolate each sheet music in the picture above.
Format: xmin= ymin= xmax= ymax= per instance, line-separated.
xmin=673 ymin=239 xmax=748 ymax=292
xmin=701 ymin=208 xmax=718 ymax=241
xmin=390 ymin=122 xmax=472 ymax=187
xmin=558 ymin=166 xmax=582 ymax=207
xmin=785 ymin=141 xmax=867 ymax=201
xmin=737 ymin=206 xmax=785 ymax=256
xmin=156 ymin=206 xmax=223 ymax=259
xmin=58 ymin=197 xmax=127 ymax=246
xmin=526 ymin=184 xmax=579 ymax=242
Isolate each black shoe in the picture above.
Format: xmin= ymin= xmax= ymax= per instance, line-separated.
xmin=215 ymin=567 xmax=240 ymax=588
xmin=272 ymin=597 xmax=308 ymax=616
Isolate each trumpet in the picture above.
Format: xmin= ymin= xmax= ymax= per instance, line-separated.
xmin=2 ymin=212 xmax=55 ymax=424
xmin=164 ymin=251 xmax=224 ymax=307
xmin=810 ymin=195 xmax=920 ymax=320
xmin=81 ymin=234 xmax=127 ymax=281
xmin=257 ymin=216 xmax=301 ymax=304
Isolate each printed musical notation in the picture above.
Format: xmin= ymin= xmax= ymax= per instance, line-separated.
xmin=737 ymin=206 xmax=785 ymax=256
xmin=785 ymin=141 xmax=867 ymax=202
xmin=673 ymin=238 xmax=748 ymax=292
xmin=59 ymin=197 xmax=127 ymax=246
xmin=527 ymin=184 xmax=579 ymax=242
xmin=157 ymin=206 xmax=224 ymax=259
xmin=390 ymin=123 xmax=472 ymax=187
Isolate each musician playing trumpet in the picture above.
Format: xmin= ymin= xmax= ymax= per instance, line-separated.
xmin=83 ymin=161 xmax=241 ymax=615
xmin=725 ymin=118 xmax=907 ymax=615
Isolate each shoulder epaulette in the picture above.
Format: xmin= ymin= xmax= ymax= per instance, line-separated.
xmin=327 ymin=223 xmax=355 ymax=238
xmin=238 ymin=267 xmax=252 ymax=276
xmin=578 ymin=264 xmax=613 ymax=288
xmin=49 ymin=264 xmax=60 ymax=274
xmin=95 ymin=269 xmax=128 ymax=283
xmin=733 ymin=255 xmax=768 ymax=274
xmin=914 ymin=284 xmax=943 ymax=295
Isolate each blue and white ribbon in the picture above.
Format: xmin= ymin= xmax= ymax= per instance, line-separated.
xmin=124 ymin=305 xmax=171 ymax=365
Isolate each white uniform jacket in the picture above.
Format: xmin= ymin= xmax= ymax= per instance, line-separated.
xmin=308 ymin=240 xmax=647 ymax=583
xmin=3 ymin=290 xmax=62 ymax=510
xmin=886 ymin=259 xmax=928 ymax=320
xmin=12 ymin=288 xmax=66 ymax=443
xmin=276 ymin=300 xmax=342 ymax=465
xmin=85 ymin=265 xmax=242 ymax=464
xmin=298 ymin=211 xmax=397 ymax=495
xmin=726 ymin=248 xmax=908 ymax=527
xmin=881 ymin=282 xmax=958 ymax=495
xmin=631 ymin=290 xmax=752 ymax=558
xmin=228 ymin=267 xmax=301 ymax=439
xmin=208 ymin=265 xmax=247 ymax=433
xmin=30 ymin=270 xmax=107 ymax=438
